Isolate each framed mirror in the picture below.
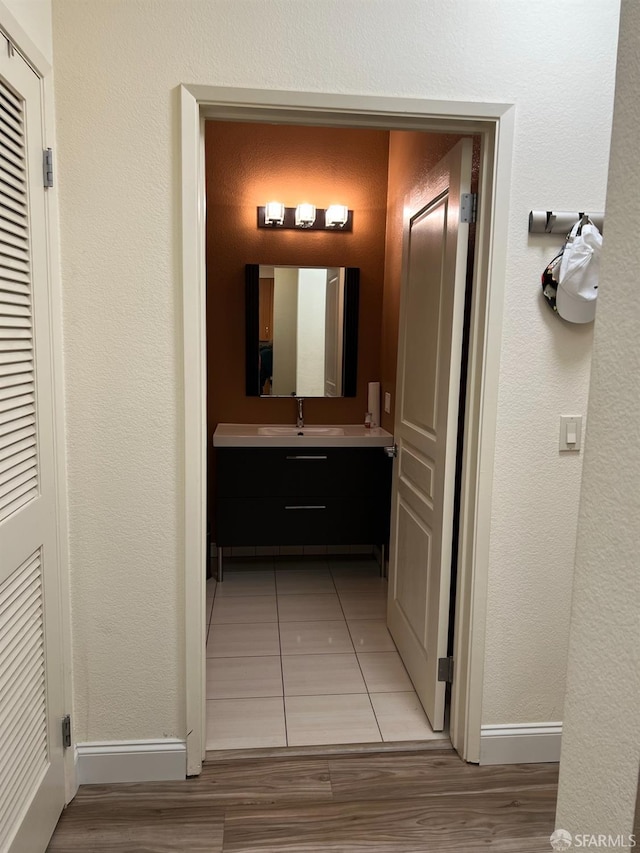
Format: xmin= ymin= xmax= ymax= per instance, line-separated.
xmin=245 ymin=264 xmax=359 ymax=397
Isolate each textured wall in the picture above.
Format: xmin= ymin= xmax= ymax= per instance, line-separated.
xmin=206 ymin=122 xmax=389 ymax=428
xmin=52 ymin=0 xmax=619 ymax=742
xmin=555 ymin=0 xmax=640 ymax=837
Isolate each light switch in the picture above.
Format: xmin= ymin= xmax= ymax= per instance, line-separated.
xmin=559 ymin=416 xmax=582 ymax=452
xmin=384 ymin=392 xmax=391 ymax=414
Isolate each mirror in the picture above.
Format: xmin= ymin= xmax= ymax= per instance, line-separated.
xmin=245 ymin=264 xmax=359 ymax=397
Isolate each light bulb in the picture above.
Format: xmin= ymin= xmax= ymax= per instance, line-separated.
xmin=264 ymin=201 xmax=285 ymax=225
xmin=295 ymin=203 xmax=316 ymax=227
xmin=325 ymin=204 xmax=349 ymax=227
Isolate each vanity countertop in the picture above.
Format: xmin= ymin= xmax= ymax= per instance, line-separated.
xmin=213 ymin=423 xmax=394 ymax=448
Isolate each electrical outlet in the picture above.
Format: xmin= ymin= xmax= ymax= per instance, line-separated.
xmin=384 ymin=392 xmax=391 ymax=414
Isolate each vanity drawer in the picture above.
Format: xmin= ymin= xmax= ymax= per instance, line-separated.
xmin=216 ymin=496 xmax=390 ymax=546
xmin=216 ymin=447 xmax=390 ymax=498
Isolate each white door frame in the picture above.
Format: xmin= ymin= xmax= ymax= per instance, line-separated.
xmin=180 ymin=84 xmax=514 ymax=775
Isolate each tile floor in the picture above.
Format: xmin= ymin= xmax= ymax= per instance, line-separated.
xmin=205 ymin=556 xmax=449 ymax=750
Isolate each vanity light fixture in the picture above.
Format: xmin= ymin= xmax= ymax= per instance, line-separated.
xmin=325 ymin=204 xmax=349 ymax=228
xmin=264 ymin=201 xmax=285 ymax=226
xmin=295 ymin=203 xmax=316 ymax=228
xmin=257 ymin=203 xmax=353 ymax=231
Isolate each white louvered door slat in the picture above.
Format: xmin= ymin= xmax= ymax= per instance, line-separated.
xmin=0 ymin=282 xmax=30 ymax=297
xmin=0 ymin=166 xmax=27 ymax=194
xmin=0 ymin=33 xmax=65 ymax=853
xmin=0 ymin=216 xmax=28 ymax=241
xmin=0 ymin=345 xmax=31 ymax=358
xmin=0 ymin=553 xmax=46 ymax=845
xmin=0 ymin=56 xmax=34 ymax=534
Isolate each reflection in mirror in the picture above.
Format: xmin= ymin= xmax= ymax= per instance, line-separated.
xmin=246 ymin=265 xmax=359 ymax=398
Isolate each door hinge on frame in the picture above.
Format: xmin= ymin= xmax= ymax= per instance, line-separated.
xmin=438 ymin=656 xmax=454 ymax=683
xmin=43 ymin=148 xmax=53 ymax=188
xmin=384 ymin=444 xmax=398 ymax=459
xmin=460 ymin=192 xmax=477 ymax=224
xmin=62 ymin=715 xmax=72 ymax=749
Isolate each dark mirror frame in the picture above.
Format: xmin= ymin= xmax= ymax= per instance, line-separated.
xmin=245 ymin=264 xmax=360 ymax=398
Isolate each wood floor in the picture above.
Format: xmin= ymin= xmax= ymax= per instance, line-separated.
xmin=47 ymin=745 xmax=559 ymax=852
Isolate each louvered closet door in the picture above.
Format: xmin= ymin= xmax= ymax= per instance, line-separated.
xmin=0 ymin=37 xmax=66 ymax=853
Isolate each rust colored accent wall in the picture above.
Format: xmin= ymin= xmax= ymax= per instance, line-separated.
xmin=206 ymin=121 xmax=389 ymax=522
xmin=380 ymin=132 xmax=466 ymax=432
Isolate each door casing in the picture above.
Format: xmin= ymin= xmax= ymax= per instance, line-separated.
xmin=180 ymin=85 xmax=515 ymax=775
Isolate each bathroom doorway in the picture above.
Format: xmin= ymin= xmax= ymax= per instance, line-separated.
xmin=205 ymin=128 xmax=474 ymax=752
xmin=181 ymin=85 xmax=514 ymax=775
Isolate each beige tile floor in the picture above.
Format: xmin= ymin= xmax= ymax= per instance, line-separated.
xmin=205 ymin=556 xmax=449 ymax=750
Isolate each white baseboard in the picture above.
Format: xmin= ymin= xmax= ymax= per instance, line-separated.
xmin=76 ymin=739 xmax=187 ymax=784
xmin=480 ymin=723 xmax=562 ymax=764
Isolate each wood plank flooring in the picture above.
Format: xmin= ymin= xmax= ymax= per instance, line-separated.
xmin=47 ymin=746 xmax=559 ymax=852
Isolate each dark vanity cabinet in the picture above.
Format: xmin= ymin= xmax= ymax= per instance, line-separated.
xmin=215 ymin=446 xmax=392 ymax=548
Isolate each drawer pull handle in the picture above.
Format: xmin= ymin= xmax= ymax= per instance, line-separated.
xmin=285 ymin=455 xmax=328 ymax=461
xmin=284 ymin=505 xmax=327 ymax=511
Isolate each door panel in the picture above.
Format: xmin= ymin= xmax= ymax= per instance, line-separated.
xmin=0 ymin=37 xmax=66 ymax=853
xmin=387 ymin=139 xmax=472 ymax=732
xmin=402 ymin=202 xmax=445 ymax=432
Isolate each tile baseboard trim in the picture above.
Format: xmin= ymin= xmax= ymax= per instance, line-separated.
xmin=479 ymin=722 xmax=562 ymax=765
xmin=76 ymin=739 xmax=187 ymax=784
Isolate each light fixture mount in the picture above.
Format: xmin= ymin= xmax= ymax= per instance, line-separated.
xmin=257 ymin=205 xmax=353 ymax=231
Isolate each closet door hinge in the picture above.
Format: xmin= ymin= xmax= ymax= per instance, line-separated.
xmin=43 ymin=148 xmax=54 ymax=188
xmin=384 ymin=444 xmax=398 ymax=459
xmin=61 ymin=714 xmax=72 ymax=749
xmin=460 ymin=192 xmax=477 ymax=224
xmin=438 ymin=656 xmax=454 ymax=683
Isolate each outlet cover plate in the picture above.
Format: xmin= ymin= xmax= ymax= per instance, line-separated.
xmin=559 ymin=415 xmax=582 ymax=452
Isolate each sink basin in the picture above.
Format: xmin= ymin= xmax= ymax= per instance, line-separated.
xmin=214 ymin=424 xmax=393 ymax=447
xmin=257 ymin=426 xmax=345 ymax=437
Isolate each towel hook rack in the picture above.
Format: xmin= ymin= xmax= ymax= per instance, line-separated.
xmin=529 ymin=210 xmax=604 ymax=234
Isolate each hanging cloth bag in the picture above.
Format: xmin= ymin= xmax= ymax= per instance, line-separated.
xmin=556 ymin=216 xmax=602 ymax=323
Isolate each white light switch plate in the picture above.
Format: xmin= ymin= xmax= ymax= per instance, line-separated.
xmin=384 ymin=392 xmax=391 ymax=414
xmin=559 ymin=416 xmax=582 ymax=452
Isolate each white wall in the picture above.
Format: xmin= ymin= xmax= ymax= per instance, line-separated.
xmin=51 ymin=0 xmax=620 ymax=743
xmin=296 ymin=268 xmax=327 ymax=397
xmin=555 ymin=0 xmax=640 ymax=839
xmin=3 ymin=0 xmax=52 ymax=63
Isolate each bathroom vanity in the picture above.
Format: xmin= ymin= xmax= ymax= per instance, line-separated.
xmin=213 ymin=424 xmax=394 ymax=579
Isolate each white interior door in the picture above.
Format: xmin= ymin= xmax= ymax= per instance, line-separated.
xmin=387 ymin=139 xmax=472 ymax=732
xmin=0 ymin=39 xmax=66 ymax=853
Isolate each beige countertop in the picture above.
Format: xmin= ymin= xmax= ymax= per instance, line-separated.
xmin=213 ymin=423 xmax=394 ymax=448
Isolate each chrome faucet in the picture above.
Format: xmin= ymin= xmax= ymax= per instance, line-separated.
xmin=296 ymin=397 xmax=305 ymax=429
